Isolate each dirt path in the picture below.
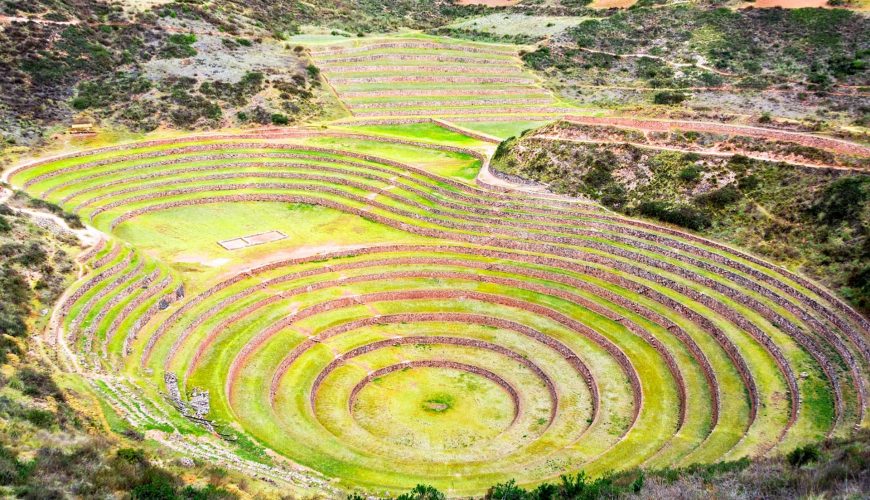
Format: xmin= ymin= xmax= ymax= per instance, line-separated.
xmin=563 ymin=116 xmax=870 ymax=158
xmin=576 ymin=47 xmax=734 ymax=77
xmin=0 ymin=187 xmax=103 ymax=246
xmin=474 ymin=153 xmax=590 ymax=203
xmin=533 ymin=135 xmax=867 ymax=173
xmin=0 ymin=15 xmax=79 ymax=25
xmin=573 ymin=47 xmax=870 ymax=95
xmin=567 ymin=83 xmax=869 ymax=98
xmin=0 ymin=15 xmax=228 ymax=37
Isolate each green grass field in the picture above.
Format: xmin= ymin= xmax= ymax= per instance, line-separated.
xmin=308 ymin=33 xmax=576 ymax=123
xmin=8 ymin=34 xmax=869 ymax=498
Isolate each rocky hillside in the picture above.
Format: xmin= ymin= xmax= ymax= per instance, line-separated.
xmin=0 ymin=0 xmax=336 ymax=147
xmin=0 ymin=200 xmax=247 ymax=498
xmin=517 ymin=6 xmax=869 ymax=126
xmin=491 ymin=121 xmax=870 ymax=313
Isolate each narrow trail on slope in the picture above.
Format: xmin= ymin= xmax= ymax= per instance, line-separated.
xmin=0 ymin=187 xmax=103 ymax=246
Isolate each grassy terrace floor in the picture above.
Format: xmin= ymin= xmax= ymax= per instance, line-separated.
xmin=307 ymin=33 xmax=577 ymax=123
xmin=8 ymin=119 xmax=868 ymax=496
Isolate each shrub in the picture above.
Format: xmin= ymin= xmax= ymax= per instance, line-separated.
xmin=811 ymin=176 xmax=869 ymax=224
xmin=0 ymin=446 xmax=24 ymax=485
xmin=653 ymin=91 xmax=688 ymax=105
xmin=486 ymin=479 xmax=526 ymax=499
xmin=522 ymin=46 xmax=554 ymax=70
xmin=23 ymin=408 xmax=55 ymax=428
xmin=696 ymin=185 xmax=742 ymax=208
xmin=679 ymin=166 xmax=703 ymax=182
xmin=0 ymin=215 xmax=10 ymax=233
xmin=845 ymin=265 xmax=870 ymax=314
xmin=117 ymin=448 xmax=148 ymax=465
xmin=168 ymin=33 xmax=196 ymax=45
xmin=788 ymin=444 xmax=821 ymax=467
xmin=600 ymin=184 xmax=628 ymax=210
xmin=738 ymin=174 xmax=759 ymax=191
xmin=396 ymin=484 xmax=445 ymax=500
xmin=15 ymin=366 xmax=62 ymax=399
xmin=160 ymin=33 xmax=197 ymax=58
xmin=637 ymin=201 xmax=711 ymax=230
xmin=270 ymin=113 xmax=289 ymax=125
xmin=131 ymin=468 xmax=178 ymax=499
xmin=62 ymin=212 xmax=83 ymax=229
xmin=582 ymin=165 xmax=613 ymax=190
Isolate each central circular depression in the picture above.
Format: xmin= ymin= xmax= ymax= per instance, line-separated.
xmin=350 ymin=364 xmax=518 ymax=451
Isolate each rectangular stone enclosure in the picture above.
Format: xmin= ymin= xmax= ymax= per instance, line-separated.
xmin=218 ymin=230 xmax=287 ymax=250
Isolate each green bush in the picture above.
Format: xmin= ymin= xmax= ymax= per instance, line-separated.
xmin=168 ymin=33 xmax=196 ymax=45
xmin=653 ymin=91 xmax=688 ymax=105
xmin=811 ymin=176 xmax=869 ymax=224
xmin=160 ymin=33 xmax=197 ymax=58
xmin=679 ymin=166 xmax=703 ymax=182
xmin=845 ymin=266 xmax=870 ymax=314
xmin=637 ymin=201 xmax=711 ymax=230
xmin=0 ymin=446 xmax=25 ymax=485
xmin=23 ymin=408 xmax=55 ymax=428
xmin=695 ymin=185 xmax=742 ymax=208
xmin=582 ymin=165 xmax=613 ymax=190
xmin=788 ymin=444 xmax=821 ymax=467
xmin=117 ymin=448 xmax=148 ymax=465
xmin=270 ymin=113 xmax=289 ymax=125
xmin=521 ymin=47 xmax=554 ymax=70
xmin=16 ymin=366 xmax=63 ymax=399
xmin=131 ymin=468 xmax=179 ymax=499
xmin=736 ymin=175 xmax=759 ymax=191
xmin=396 ymin=484 xmax=445 ymax=500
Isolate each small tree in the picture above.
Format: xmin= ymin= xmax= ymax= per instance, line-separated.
xmin=486 ymin=479 xmax=528 ymax=499
xmin=396 ymin=484 xmax=445 ymax=500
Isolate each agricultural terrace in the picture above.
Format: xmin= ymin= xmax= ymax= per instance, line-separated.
xmin=7 ymin=118 xmax=868 ymax=496
xmin=308 ymin=34 xmax=576 ymax=123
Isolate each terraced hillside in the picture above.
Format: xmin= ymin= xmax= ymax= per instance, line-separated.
xmin=6 ymin=121 xmax=868 ymax=496
xmin=309 ymin=34 xmax=576 ymax=122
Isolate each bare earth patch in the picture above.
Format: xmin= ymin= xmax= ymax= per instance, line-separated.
xmin=589 ymin=0 xmax=638 ymax=9
xmin=746 ymin=0 xmax=828 ymax=7
xmin=456 ymin=0 xmax=521 ymax=5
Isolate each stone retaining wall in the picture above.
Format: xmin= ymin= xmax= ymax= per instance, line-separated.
xmin=129 ymin=196 xmax=767 ymax=428
xmin=352 ymin=107 xmax=566 ymax=118
xmin=93 ymin=175 xmax=861 ymax=406
xmin=270 ymin=312 xmax=598 ymax=427
xmin=564 ymin=116 xmax=870 ymax=158
xmin=324 ymin=65 xmax=524 ymax=75
xmin=309 ymin=41 xmax=516 ymax=57
xmin=319 ymin=54 xmax=517 ymax=64
xmin=340 ymin=88 xmax=547 ymax=98
xmin=327 ymin=336 xmax=552 ymax=423
xmin=230 ymin=287 xmax=643 ymax=430
xmin=330 ymin=75 xmax=535 ymax=85
xmin=72 ymin=258 xmax=143 ymax=344
xmin=103 ymin=269 xmax=160 ymax=352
